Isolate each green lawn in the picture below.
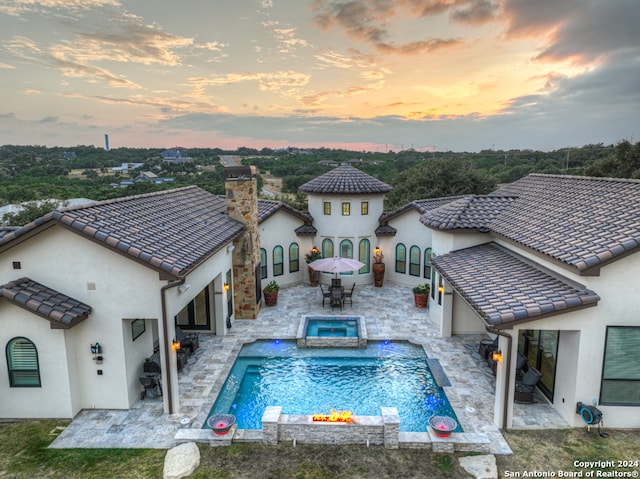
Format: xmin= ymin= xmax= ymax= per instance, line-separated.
xmin=1 ymin=420 xmax=639 ymax=479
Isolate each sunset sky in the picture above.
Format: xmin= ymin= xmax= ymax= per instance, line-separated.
xmin=0 ymin=0 xmax=638 ymax=152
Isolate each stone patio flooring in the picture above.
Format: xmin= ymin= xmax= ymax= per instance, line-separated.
xmin=50 ymin=282 xmax=569 ymax=453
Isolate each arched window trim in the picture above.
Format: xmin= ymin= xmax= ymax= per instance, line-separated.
xmin=289 ymin=242 xmax=300 ymax=273
xmin=273 ymin=245 xmax=284 ymax=276
xmin=409 ymin=245 xmax=421 ymax=277
xmin=359 ymin=239 xmax=370 ymax=274
xmin=6 ymin=337 xmax=41 ymax=388
xmin=339 ymin=239 xmax=354 ymax=275
xmin=395 ymin=243 xmax=407 ymax=274
xmin=423 ymin=247 xmax=432 ymax=279
xmin=322 ymin=239 xmax=334 ymax=274
xmin=260 ymin=248 xmax=267 ymax=279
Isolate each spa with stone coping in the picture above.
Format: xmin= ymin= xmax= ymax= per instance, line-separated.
xmin=296 ymin=315 xmax=367 ymax=348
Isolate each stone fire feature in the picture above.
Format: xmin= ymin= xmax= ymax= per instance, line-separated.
xmin=225 ymin=166 xmax=261 ymax=319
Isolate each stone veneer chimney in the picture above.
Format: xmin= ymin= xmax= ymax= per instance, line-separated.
xmin=225 ymin=166 xmax=261 ymax=319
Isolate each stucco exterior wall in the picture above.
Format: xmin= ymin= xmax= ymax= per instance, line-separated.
xmin=0 ymin=226 xmax=164 ymax=417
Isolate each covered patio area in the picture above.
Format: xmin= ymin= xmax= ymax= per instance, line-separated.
xmin=50 ymin=282 xmax=567 ymax=452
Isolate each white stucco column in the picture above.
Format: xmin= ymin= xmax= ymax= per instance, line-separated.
xmin=493 ymin=334 xmax=515 ymax=429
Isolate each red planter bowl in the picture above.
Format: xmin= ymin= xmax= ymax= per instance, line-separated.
xmin=207 ymin=414 xmax=236 ymax=436
xmin=428 ymin=415 xmax=457 ymax=438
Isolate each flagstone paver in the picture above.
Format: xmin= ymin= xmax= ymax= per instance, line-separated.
xmin=50 ymin=282 xmax=568 ymax=452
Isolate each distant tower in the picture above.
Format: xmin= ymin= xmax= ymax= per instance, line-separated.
xmin=105 ymin=134 xmax=110 ymax=151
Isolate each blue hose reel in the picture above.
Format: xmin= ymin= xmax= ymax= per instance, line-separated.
xmin=576 ymin=402 xmax=608 ymax=437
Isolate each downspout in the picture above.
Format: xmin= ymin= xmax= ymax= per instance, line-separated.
xmin=160 ymin=278 xmax=185 ymax=414
xmin=487 ymin=326 xmax=513 ymax=430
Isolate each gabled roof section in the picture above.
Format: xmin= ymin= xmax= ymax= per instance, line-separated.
xmin=420 ymin=195 xmax=517 ymax=232
xmin=0 ymin=277 xmax=92 ymax=328
xmin=257 ymin=199 xmax=313 ymax=224
xmin=299 ymin=165 xmax=392 ymax=195
xmin=432 ymin=243 xmax=600 ymax=329
xmin=490 ymin=174 xmax=640 ymax=273
xmin=379 ymin=196 xmax=464 ymax=224
xmin=0 ymin=186 xmax=245 ymax=278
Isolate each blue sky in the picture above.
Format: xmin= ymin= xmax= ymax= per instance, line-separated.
xmin=0 ymin=0 xmax=638 ymax=152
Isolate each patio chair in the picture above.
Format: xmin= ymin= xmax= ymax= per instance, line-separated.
xmin=176 ymin=326 xmax=200 ymax=354
xmin=515 ymin=352 xmax=527 ymax=379
xmin=514 ymin=367 xmax=542 ymax=403
xmin=319 ymin=283 xmax=332 ymax=307
xmin=330 ymin=286 xmax=343 ymax=310
xmin=342 ymin=284 xmax=356 ymax=307
xmin=331 ymin=278 xmax=342 ymax=289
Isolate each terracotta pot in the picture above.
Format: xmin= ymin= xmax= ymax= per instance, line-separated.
xmin=372 ymin=262 xmax=385 ymax=287
xmin=414 ymin=292 xmax=429 ymax=308
xmin=263 ymin=290 xmax=278 ymax=306
xmin=308 ymin=266 xmax=320 ymax=286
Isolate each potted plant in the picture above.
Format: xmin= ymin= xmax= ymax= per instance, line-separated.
xmin=263 ymin=280 xmax=279 ymax=306
xmin=305 ymin=246 xmax=322 ymax=286
xmin=372 ymin=247 xmax=385 ymax=287
xmin=413 ymin=283 xmax=430 ymax=308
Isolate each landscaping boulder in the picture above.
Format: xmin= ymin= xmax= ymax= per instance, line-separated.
xmin=163 ymin=442 xmax=200 ymax=479
xmin=458 ymin=454 xmax=498 ymax=479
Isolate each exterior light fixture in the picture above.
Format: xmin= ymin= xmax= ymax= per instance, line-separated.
xmin=223 ymin=283 xmax=230 ymax=292
xmin=437 ymin=285 xmax=445 ymax=294
xmin=172 ymin=339 xmax=181 ymax=351
xmin=492 ymin=350 xmax=502 ymax=362
xmin=178 ymin=283 xmax=191 ymax=293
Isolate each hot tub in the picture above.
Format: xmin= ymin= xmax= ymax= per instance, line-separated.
xmin=296 ymin=315 xmax=367 ymax=348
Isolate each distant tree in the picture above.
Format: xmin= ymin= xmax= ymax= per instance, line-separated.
xmin=584 ymin=140 xmax=640 ymax=178
xmin=385 ymin=157 xmax=497 ymax=209
xmin=2 ymin=200 xmax=60 ymax=226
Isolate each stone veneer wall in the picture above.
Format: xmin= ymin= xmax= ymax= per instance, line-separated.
xmin=225 ymin=168 xmax=261 ymax=319
xmin=262 ymin=406 xmax=400 ymax=448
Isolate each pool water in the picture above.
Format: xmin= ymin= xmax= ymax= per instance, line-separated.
xmin=306 ymin=318 xmax=358 ymax=337
xmin=206 ymin=340 xmax=462 ymax=433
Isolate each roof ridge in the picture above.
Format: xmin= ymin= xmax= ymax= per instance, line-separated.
xmin=528 ymin=173 xmax=640 ymax=185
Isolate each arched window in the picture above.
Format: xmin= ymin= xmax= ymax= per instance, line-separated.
xmin=339 ymin=239 xmax=354 ymax=275
xmin=289 ymin=243 xmax=299 ymax=273
xmin=321 ymin=238 xmax=334 ymax=259
xmin=423 ymin=247 xmax=432 ymax=279
xmin=260 ymin=248 xmax=267 ymax=279
xmin=409 ymin=245 xmax=420 ymax=276
xmin=321 ymin=239 xmax=334 ymax=275
xmin=273 ymin=245 xmax=283 ymax=276
xmin=359 ymin=239 xmax=370 ymax=274
xmin=6 ymin=337 xmax=40 ymax=387
xmin=395 ymin=243 xmax=406 ymax=274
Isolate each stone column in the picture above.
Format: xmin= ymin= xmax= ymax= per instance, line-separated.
xmin=262 ymin=406 xmax=282 ymax=445
xmin=225 ymin=166 xmax=261 ymax=319
xmin=381 ymin=407 xmax=400 ymax=449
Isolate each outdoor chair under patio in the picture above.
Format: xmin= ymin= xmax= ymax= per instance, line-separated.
xmin=514 ymin=367 xmax=542 ymax=403
xmin=479 ymin=336 xmax=498 ymax=359
xmin=342 ymin=284 xmax=356 ymax=307
xmin=330 ymin=286 xmax=343 ymax=310
xmin=319 ymin=283 xmax=332 ymax=307
xmin=176 ymin=326 xmax=200 ymax=355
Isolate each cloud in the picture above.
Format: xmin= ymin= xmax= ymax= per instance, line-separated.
xmin=311 ymin=0 xmax=489 ymax=53
xmin=0 ymin=0 xmax=119 ymax=17
xmin=188 ymin=71 xmax=311 ymax=93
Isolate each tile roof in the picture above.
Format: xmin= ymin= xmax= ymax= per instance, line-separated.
xmin=420 ymin=195 xmax=517 ymax=232
xmin=490 ymin=174 xmax=640 ymax=273
xmin=432 ymin=243 xmax=600 ymax=329
xmin=0 ymin=186 xmax=245 ymax=278
xmin=257 ymin=199 xmax=313 ymax=224
xmin=0 ymin=277 xmax=92 ymax=328
xmin=299 ymin=165 xmax=392 ymax=194
xmin=379 ymin=196 xmax=464 ymax=224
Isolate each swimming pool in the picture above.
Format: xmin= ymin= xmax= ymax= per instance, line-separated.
xmin=206 ymin=340 xmax=461 ymax=433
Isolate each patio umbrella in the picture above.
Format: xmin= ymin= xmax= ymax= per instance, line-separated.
xmin=307 ymin=256 xmax=365 ymax=275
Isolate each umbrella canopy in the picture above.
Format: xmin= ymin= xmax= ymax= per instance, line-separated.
xmin=308 ymin=256 xmax=365 ymax=273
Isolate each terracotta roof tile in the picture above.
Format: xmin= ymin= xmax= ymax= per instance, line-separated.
xmin=0 ymin=277 xmax=92 ymax=328
xmin=299 ymin=165 xmax=392 ymax=194
xmin=432 ymin=243 xmax=599 ymax=328
xmin=0 ymin=187 xmax=245 ymax=278
xmin=490 ymin=174 xmax=640 ymax=272
xmin=420 ymin=195 xmax=517 ymax=231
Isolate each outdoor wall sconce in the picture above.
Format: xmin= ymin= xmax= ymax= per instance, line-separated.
xmin=223 ymin=283 xmax=230 ymax=292
xmin=492 ymin=350 xmax=503 ymax=362
xmin=374 ymin=246 xmax=381 ymax=255
xmin=90 ymin=343 xmax=103 ymax=363
xmin=172 ymin=339 xmax=181 ymax=351
xmin=437 ymin=285 xmax=445 ymax=294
